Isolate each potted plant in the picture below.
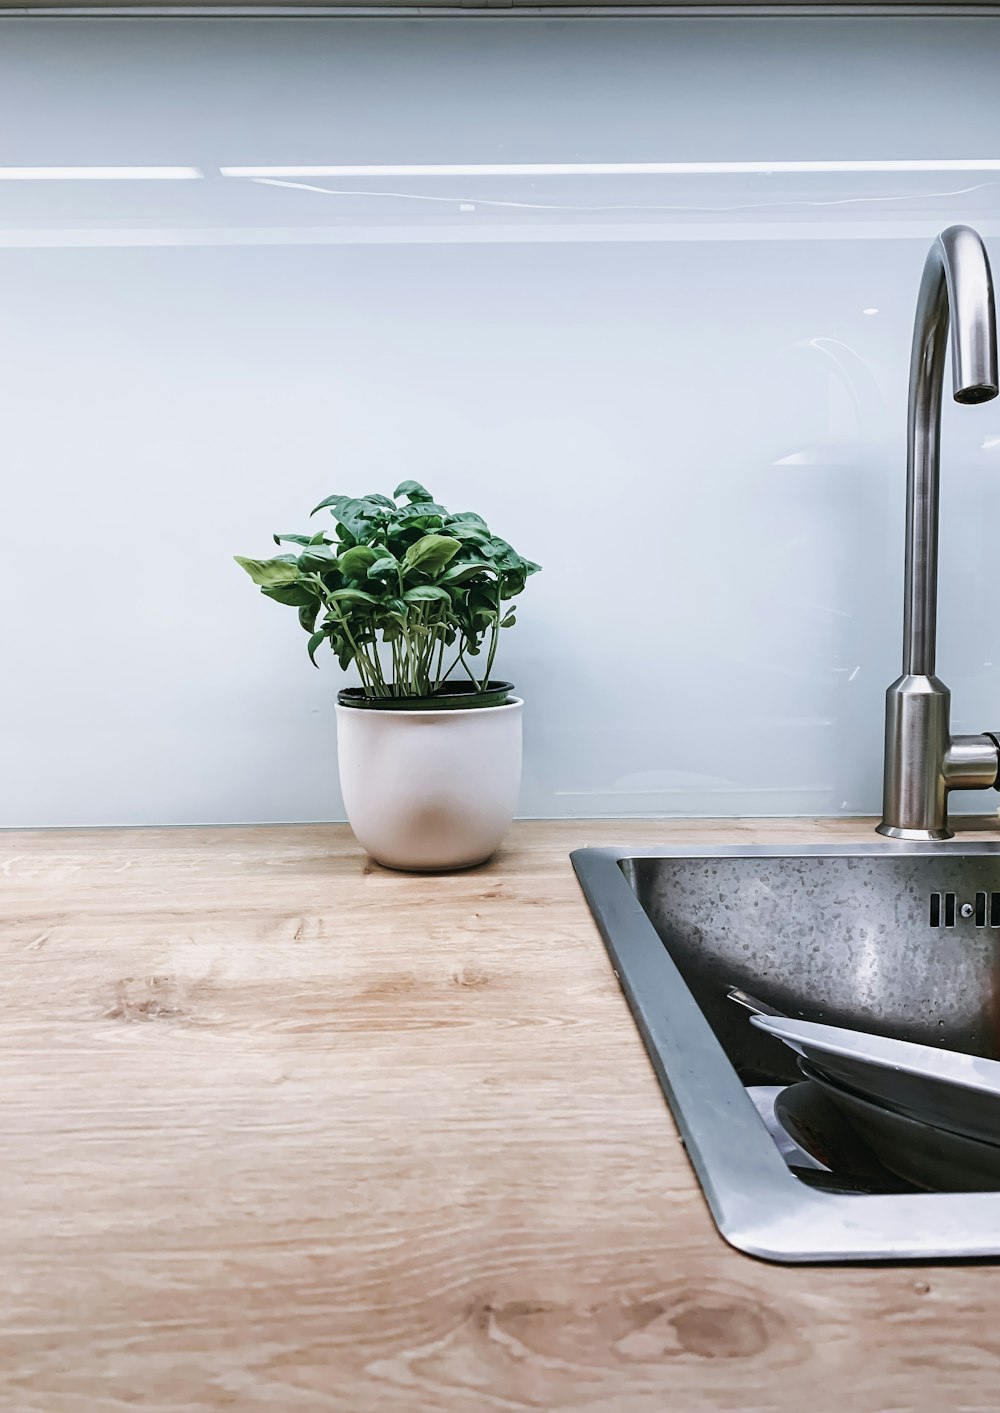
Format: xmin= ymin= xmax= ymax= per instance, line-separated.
xmin=236 ymin=480 xmax=540 ymax=871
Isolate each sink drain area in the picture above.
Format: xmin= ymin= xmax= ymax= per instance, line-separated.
xmin=929 ymin=890 xmax=1000 ymax=927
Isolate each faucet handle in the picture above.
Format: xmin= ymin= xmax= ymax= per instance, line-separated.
xmin=944 ymin=734 xmax=1000 ymax=792
xmin=986 ymin=734 xmax=1000 ymax=791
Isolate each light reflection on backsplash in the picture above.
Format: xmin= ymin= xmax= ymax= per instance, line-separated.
xmin=2 ymin=15 xmax=1000 ymax=825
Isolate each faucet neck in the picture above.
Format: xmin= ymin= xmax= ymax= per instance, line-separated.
xmin=902 ymin=225 xmax=998 ymax=678
xmin=903 ymin=246 xmax=946 ymax=677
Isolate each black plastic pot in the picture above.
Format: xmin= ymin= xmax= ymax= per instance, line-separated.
xmin=336 ymin=681 xmax=514 ymax=712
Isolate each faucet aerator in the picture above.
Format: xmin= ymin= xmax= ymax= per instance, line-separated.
xmin=954 ymin=384 xmax=999 ymax=405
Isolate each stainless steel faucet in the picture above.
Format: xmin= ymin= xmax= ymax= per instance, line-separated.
xmin=877 ymin=225 xmax=1000 ymax=840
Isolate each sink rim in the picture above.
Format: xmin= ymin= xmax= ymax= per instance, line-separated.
xmin=572 ymin=840 xmax=1000 ymax=1264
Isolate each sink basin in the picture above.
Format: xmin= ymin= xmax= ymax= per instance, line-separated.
xmin=572 ymin=840 xmax=1000 ymax=1263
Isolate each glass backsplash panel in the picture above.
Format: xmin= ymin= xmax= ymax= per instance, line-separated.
xmin=3 ymin=15 xmax=1000 ymax=824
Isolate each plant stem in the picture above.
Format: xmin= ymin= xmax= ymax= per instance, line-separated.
xmin=322 ymin=593 xmax=382 ymax=697
xmin=433 ymin=619 xmax=447 ymax=690
xmin=401 ymin=623 xmax=419 ymax=695
xmin=482 ymin=592 xmax=502 ymax=691
xmin=438 ymin=650 xmax=463 ymax=684
xmin=367 ymin=640 xmax=387 ymax=694
xmin=457 ymin=647 xmax=479 ymax=690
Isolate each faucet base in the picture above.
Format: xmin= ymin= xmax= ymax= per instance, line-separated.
xmin=875 ymin=821 xmax=954 ymax=842
xmin=879 ymin=674 xmax=952 ymax=839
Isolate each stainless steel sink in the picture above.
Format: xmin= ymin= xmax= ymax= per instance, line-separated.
xmin=573 ymin=841 xmax=1000 ymax=1264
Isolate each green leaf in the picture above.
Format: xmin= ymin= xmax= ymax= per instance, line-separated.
xmin=367 ymin=553 xmax=400 ymax=580
xmin=500 ymin=611 xmax=517 ymax=628
xmin=297 ymin=544 xmax=340 ymax=571
xmin=272 ymin=532 xmax=316 ymax=548
xmin=464 ymin=586 xmax=498 ymax=615
xmin=403 ymin=585 xmax=451 ymax=604
xmin=307 ymin=631 xmax=326 ymax=667
xmin=394 ymin=479 xmax=434 ymax=503
xmin=338 ymin=506 xmax=376 ymax=541
xmin=402 ymin=534 xmax=461 ymax=575
xmin=235 ymin=555 xmax=302 ymax=588
xmin=396 ymin=501 xmax=448 ymax=524
xmin=499 ymin=566 xmax=529 ymax=598
xmin=262 ymin=582 xmax=318 ymax=607
xmin=299 ymin=602 xmax=319 ymax=634
xmin=485 ymin=537 xmax=523 ymax=572
xmin=310 ymin=492 xmax=350 ymax=517
xmin=311 ymin=495 xmax=383 ymax=542
xmin=439 ymin=561 xmax=493 ymax=586
xmin=338 ymin=545 xmax=379 ymax=578
xmin=444 ymin=522 xmax=492 ymax=545
xmin=327 ymin=588 xmax=381 ymax=608
xmin=448 ymin=511 xmax=488 ymax=528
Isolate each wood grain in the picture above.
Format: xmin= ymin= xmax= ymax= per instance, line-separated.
xmin=3 ymin=817 xmax=1000 ymax=1412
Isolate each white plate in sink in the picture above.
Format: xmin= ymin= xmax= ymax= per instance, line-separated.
xmin=750 ymin=1013 xmax=1000 ymax=1147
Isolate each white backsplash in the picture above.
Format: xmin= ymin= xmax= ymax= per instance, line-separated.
xmin=4 ymin=14 xmax=1000 ymax=825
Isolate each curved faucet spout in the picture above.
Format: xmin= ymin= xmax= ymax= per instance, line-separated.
xmin=936 ymin=225 xmax=998 ymax=405
xmin=878 ymin=225 xmax=999 ymax=840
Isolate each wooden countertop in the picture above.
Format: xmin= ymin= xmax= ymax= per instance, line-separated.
xmin=4 ymin=817 xmax=1000 ymax=1411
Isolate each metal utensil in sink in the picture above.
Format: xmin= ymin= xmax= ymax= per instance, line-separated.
xmin=726 ymin=987 xmax=787 ymax=1020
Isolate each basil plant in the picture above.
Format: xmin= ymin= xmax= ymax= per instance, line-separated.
xmin=236 ymin=481 xmax=540 ymax=699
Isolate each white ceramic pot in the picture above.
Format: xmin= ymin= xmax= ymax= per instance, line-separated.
xmin=336 ymin=697 xmax=523 ymax=871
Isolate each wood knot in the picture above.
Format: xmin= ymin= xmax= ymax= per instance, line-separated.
xmin=668 ymin=1298 xmax=771 ymax=1360
xmin=612 ymin=1291 xmax=775 ymax=1363
xmin=491 ymin=1299 xmax=552 ymax=1320
xmin=452 ymin=966 xmax=491 ymax=989
xmin=471 ymin=1298 xmax=554 ymax=1336
xmin=105 ymin=974 xmax=191 ymax=1023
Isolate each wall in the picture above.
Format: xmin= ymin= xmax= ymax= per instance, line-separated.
xmin=3 ymin=13 xmax=1000 ymax=826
